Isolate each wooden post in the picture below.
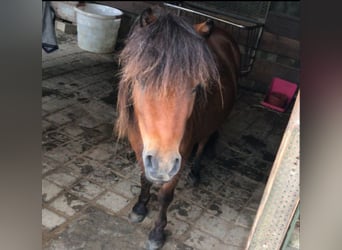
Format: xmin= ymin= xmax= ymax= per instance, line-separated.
xmin=245 ymin=91 xmax=300 ymax=249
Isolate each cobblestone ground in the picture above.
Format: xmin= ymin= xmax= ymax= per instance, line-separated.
xmin=42 ymin=31 xmax=298 ymax=250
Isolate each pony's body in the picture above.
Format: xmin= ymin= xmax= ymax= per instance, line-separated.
xmin=116 ymin=7 xmax=240 ymax=249
xmin=188 ymin=23 xmax=240 ymax=147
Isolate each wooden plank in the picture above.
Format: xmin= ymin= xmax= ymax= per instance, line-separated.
xmin=228 ymin=29 xmax=299 ymax=60
xmin=259 ymin=31 xmax=300 ymax=60
xmin=246 ymin=93 xmax=300 ymax=249
xmin=198 ymin=15 xmax=299 ymax=60
xmin=265 ymin=11 xmax=300 ymax=40
xmin=247 ymin=59 xmax=300 ymax=85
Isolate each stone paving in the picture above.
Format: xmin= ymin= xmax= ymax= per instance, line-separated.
xmin=42 ymin=30 xmax=298 ymax=249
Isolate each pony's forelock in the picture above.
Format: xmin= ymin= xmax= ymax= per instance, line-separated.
xmin=116 ymin=8 xmax=221 ymax=138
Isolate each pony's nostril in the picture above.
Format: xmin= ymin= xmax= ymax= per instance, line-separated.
xmin=145 ymin=154 xmax=159 ymax=173
xmin=145 ymin=155 xmax=153 ymax=168
xmin=169 ymin=157 xmax=181 ymax=176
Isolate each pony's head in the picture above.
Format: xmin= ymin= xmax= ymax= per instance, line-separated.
xmin=116 ymin=7 xmax=220 ymax=183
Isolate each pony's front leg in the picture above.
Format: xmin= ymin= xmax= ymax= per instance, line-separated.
xmin=147 ymin=176 xmax=179 ymax=250
xmin=129 ymin=173 xmax=152 ymax=223
xmin=188 ymin=131 xmax=219 ymax=186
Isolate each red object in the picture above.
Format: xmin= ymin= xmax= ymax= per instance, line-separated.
xmin=261 ymin=77 xmax=298 ymax=112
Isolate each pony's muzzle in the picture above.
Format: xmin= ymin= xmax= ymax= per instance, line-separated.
xmin=142 ymin=151 xmax=181 ymax=183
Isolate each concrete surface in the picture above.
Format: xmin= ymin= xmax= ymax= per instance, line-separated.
xmin=42 ymin=30 xmax=299 ymax=250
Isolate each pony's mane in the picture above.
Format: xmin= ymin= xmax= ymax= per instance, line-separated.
xmin=116 ymin=7 xmax=221 ymax=138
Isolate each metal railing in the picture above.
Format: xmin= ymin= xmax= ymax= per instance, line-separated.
xmin=164 ymin=2 xmax=271 ymax=75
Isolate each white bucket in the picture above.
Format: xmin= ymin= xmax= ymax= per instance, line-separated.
xmin=74 ymin=3 xmax=123 ymax=53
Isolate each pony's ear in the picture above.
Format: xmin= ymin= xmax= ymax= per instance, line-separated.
xmin=140 ymin=7 xmax=158 ymax=27
xmin=194 ymin=19 xmax=214 ymax=37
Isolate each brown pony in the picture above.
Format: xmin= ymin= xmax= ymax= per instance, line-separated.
xmin=116 ymin=6 xmax=240 ymax=250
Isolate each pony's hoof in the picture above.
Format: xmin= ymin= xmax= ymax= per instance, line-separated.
xmin=187 ymin=172 xmax=200 ymax=186
xmin=146 ymin=239 xmax=164 ymax=250
xmin=128 ymin=211 xmax=146 ymax=223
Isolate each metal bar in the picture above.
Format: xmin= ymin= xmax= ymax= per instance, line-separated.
xmin=163 ymin=2 xmax=265 ymax=75
xmin=246 ymin=26 xmax=263 ymax=73
xmin=164 ymin=3 xmax=247 ymax=28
